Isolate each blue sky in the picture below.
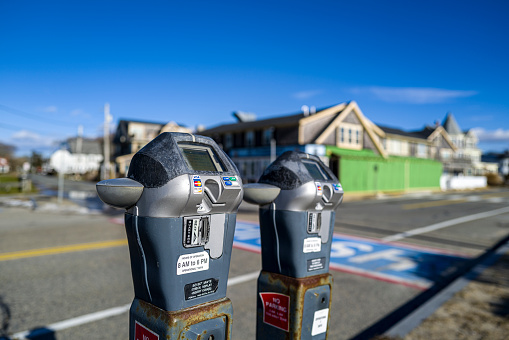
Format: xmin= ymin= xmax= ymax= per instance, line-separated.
xmin=1 ymin=0 xmax=508 ymax=156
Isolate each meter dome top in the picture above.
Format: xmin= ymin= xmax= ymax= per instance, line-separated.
xmin=258 ymin=151 xmax=333 ymax=190
xmin=127 ymin=132 xmax=236 ymax=188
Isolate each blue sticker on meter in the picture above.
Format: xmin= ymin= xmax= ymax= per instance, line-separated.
xmin=225 ymin=181 xmax=232 ymax=186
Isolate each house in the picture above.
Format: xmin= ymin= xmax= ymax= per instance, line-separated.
xmin=0 ymin=158 xmax=9 ymax=174
xmin=378 ymin=124 xmax=457 ymax=160
xmin=49 ymin=138 xmax=103 ymax=175
xmin=113 ymin=119 xmax=192 ymax=175
xmin=483 ymin=151 xmax=509 ymax=177
xmin=202 ymin=101 xmax=445 ymax=193
xmin=441 ymin=112 xmax=483 ymax=175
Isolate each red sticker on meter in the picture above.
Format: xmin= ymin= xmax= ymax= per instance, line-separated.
xmin=135 ymin=321 xmax=159 ymax=340
xmin=259 ymin=292 xmax=290 ymax=332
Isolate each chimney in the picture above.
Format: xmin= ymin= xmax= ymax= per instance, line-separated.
xmin=301 ymin=105 xmax=309 ymax=116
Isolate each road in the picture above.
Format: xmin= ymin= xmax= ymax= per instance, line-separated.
xmin=0 ymin=186 xmax=508 ymax=339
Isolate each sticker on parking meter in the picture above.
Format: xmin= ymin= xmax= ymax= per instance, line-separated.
xmin=333 ymin=183 xmax=342 ymax=192
xmin=192 ymin=175 xmax=202 ymax=194
xmin=303 ymin=237 xmax=322 ymax=253
xmin=177 ymin=251 xmax=209 ymax=275
xmin=311 ymin=308 xmax=329 ymax=336
xmin=315 ymin=182 xmax=323 ymax=196
xmin=307 ymin=257 xmax=326 ymax=272
xmin=259 ymin=293 xmax=290 ymax=332
xmin=184 ymin=278 xmax=219 ymax=300
xmin=135 ymin=321 xmax=159 ymax=340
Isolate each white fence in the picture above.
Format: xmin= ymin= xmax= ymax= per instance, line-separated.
xmin=440 ymin=175 xmax=487 ymax=191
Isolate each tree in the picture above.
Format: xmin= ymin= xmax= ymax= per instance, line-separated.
xmin=0 ymin=142 xmax=15 ymax=159
xmin=30 ymin=151 xmax=44 ymax=168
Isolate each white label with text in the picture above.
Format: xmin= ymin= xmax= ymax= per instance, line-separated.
xmin=311 ymin=308 xmax=329 ymax=336
xmin=177 ymin=251 xmax=209 ymax=275
xmin=303 ymin=237 xmax=322 ymax=253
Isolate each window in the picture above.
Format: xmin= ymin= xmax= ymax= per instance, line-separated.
xmin=417 ymin=144 xmax=427 ymax=158
xmin=224 ymin=134 xmax=233 ymax=149
xmin=245 ymin=131 xmax=255 ymax=147
xmin=263 ymin=128 xmax=274 ymax=146
xmin=337 ymin=123 xmax=363 ymax=149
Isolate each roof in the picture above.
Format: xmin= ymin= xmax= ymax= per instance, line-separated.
xmin=67 ymin=138 xmax=102 ymax=155
xmin=202 ymin=104 xmax=338 ymax=135
xmin=117 ymin=118 xmax=167 ymax=126
xmin=378 ymin=125 xmax=436 ymax=140
xmin=442 ymin=112 xmax=462 ymax=135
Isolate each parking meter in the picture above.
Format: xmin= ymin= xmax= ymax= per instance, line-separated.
xmin=96 ymin=132 xmax=243 ymax=340
xmin=243 ymin=151 xmax=343 ymax=339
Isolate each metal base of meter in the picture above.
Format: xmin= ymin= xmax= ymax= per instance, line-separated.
xmin=129 ymin=297 xmax=233 ymax=340
xmin=256 ymin=271 xmax=333 ymax=340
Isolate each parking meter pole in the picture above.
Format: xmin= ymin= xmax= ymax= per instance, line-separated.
xmin=243 ymin=151 xmax=343 ymax=340
xmin=97 ymin=132 xmax=243 ymax=340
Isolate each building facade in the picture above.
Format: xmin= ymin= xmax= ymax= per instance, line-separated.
xmin=442 ymin=113 xmax=483 ymax=175
xmin=49 ymin=138 xmax=103 ymax=175
xmin=113 ymin=119 xmax=192 ymax=175
xmin=202 ymin=101 xmax=447 ymax=192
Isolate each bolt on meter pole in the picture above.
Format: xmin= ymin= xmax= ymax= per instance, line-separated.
xmin=97 ymin=132 xmax=243 ymax=340
xmin=244 ymin=151 xmax=343 ymax=339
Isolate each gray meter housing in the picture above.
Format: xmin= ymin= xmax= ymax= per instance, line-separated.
xmin=247 ymin=151 xmax=343 ymax=278
xmin=97 ymin=132 xmax=243 ymax=312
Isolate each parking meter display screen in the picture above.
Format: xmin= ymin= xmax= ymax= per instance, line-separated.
xmin=179 ymin=144 xmax=225 ymax=172
xmin=302 ymin=160 xmax=331 ymax=181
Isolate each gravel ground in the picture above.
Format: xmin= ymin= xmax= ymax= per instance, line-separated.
xmin=402 ymin=252 xmax=509 ymax=340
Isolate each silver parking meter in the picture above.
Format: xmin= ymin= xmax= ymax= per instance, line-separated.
xmin=97 ymin=132 xmax=243 ymax=340
xmin=244 ymin=151 xmax=343 ymax=339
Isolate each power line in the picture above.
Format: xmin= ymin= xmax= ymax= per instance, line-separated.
xmin=0 ymin=103 xmax=77 ymax=127
xmin=0 ymin=122 xmax=53 ymax=135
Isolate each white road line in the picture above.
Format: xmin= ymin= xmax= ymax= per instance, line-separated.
xmin=9 ymin=270 xmax=260 ymax=339
xmin=382 ymin=206 xmax=509 ymax=242
xmin=227 ymin=270 xmax=259 ymax=286
xmin=11 ymin=304 xmax=131 ymax=339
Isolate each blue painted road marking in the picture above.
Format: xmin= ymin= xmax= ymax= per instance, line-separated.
xmin=233 ymin=221 xmax=471 ymax=289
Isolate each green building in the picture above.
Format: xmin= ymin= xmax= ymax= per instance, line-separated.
xmin=202 ymin=101 xmax=453 ymax=194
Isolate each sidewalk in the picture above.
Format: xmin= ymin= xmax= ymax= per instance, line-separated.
xmin=384 ymin=240 xmax=509 ymax=340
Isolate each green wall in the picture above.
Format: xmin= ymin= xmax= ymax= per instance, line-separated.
xmin=326 ymin=146 xmax=442 ymax=193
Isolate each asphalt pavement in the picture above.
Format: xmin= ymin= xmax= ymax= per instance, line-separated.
xmin=0 ymin=182 xmax=508 ymax=339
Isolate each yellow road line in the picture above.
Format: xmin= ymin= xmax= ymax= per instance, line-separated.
xmin=479 ymin=192 xmax=509 ymax=199
xmin=402 ymin=199 xmax=468 ymax=210
xmin=0 ymin=239 xmax=128 ymax=262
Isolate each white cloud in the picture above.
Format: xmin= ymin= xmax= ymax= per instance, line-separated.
xmin=292 ymin=89 xmax=322 ymax=100
xmin=353 ymin=86 xmax=478 ymax=104
xmin=43 ymin=105 xmax=58 ymax=113
xmin=471 ymin=127 xmax=509 ymax=142
xmin=11 ymin=130 xmax=57 ymax=148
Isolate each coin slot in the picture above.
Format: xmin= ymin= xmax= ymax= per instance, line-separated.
xmin=322 ymin=184 xmax=332 ymax=203
xmin=204 ymin=179 xmax=221 ymax=203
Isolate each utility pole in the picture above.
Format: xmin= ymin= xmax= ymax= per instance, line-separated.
xmin=102 ymin=103 xmax=112 ymax=180
xmin=77 ymin=125 xmax=83 ymax=154
xmin=57 ymin=143 xmax=65 ymax=204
